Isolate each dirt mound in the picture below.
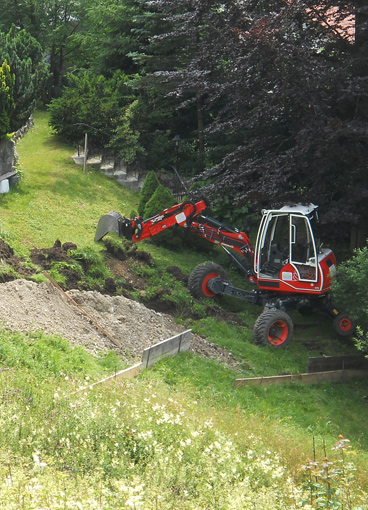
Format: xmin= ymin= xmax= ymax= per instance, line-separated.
xmin=0 ymin=279 xmax=184 ymax=362
xmin=0 ymin=239 xmax=35 ymax=281
xmin=0 ymin=278 xmax=241 ymax=369
xmin=30 ymin=240 xmax=77 ymax=268
xmin=30 ymin=240 xmax=82 ymax=289
xmin=0 ymin=238 xmax=242 ymax=370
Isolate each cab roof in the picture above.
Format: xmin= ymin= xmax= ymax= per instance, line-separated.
xmin=262 ymin=204 xmax=318 ymax=217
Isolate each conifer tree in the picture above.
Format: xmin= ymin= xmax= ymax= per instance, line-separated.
xmin=0 ymin=27 xmax=49 ymax=130
xmin=138 ymin=171 xmax=160 ymax=217
xmin=0 ymin=60 xmax=15 ymax=139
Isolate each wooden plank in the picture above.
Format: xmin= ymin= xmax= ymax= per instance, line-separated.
xmin=234 ymin=369 xmax=368 ymax=388
xmin=0 ymin=171 xmax=16 ymax=181
xmin=142 ymin=330 xmax=191 ymax=369
xmin=73 ymin=363 xmax=143 ymax=393
xmin=90 ymin=363 xmax=143 ymax=388
xmin=44 ymin=272 xmax=122 ymax=349
xmin=308 ymin=355 xmax=368 ymax=373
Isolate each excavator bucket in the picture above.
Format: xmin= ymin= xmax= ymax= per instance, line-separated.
xmin=94 ymin=211 xmax=134 ymax=241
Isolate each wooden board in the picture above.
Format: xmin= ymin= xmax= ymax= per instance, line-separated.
xmin=234 ymin=369 xmax=368 ymax=388
xmin=308 ymin=355 xmax=368 ymax=373
xmin=0 ymin=171 xmax=16 ymax=182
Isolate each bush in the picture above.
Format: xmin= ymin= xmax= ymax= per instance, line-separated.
xmin=0 ymin=60 xmax=14 ymax=138
xmin=138 ymin=170 xmax=160 ymax=217
xmin=144 ymin=184 xmax=176 ymax=217
xmin=332 ymin=245 xmax=368 ymax=347
xmin=144 ymin=184 xmax=184 ymax=249
xmin=48 ymin=70 xmax=135 ymax=150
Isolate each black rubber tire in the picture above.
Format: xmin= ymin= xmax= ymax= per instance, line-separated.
xmin=332 ymin=314 xmax=356 ymax=337
xmin=253 ymin=309 xmax=294 ymax=349
xmin=188 ymin=262 xmax=227 ymax=300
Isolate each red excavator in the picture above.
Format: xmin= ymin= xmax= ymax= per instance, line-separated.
xmin=95 ymin=200 xmax=355 ymax=348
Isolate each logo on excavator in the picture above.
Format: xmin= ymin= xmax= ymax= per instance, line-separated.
xmin=151 ymin=214 xmax=165 ymax=224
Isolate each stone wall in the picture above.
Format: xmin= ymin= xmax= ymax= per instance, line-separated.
xmin=0 ymin=117 xmax=34 ymax=177
xmin=0 ymin=139 xmax=17 ymax=177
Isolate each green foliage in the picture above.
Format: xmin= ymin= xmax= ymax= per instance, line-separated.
xmin=0 ymin=260 xmax=23 ymax=282
xmin=134 ymin=261 xmax=206 ymax=319
xmin=48 ymin=246 xmax=113 ymax=291
xmin=71 ymin=0 xmax=144 ymax=76
xmin=0 ymin=329 xmax=122 ymax=379
xmin=138 ymin=170 xmax=160 ymax=217
xmin=0 ymin=26 xmax=49 ymax=130
xmin=300 ymin=436 xmax=363 ymax=509
xmin=0 ymin=60 xmax=15 ymax=138
xmin=71 ymin=246 xmax=111 ymax=279
xmin=108 ymin=100 xmax=145 ymax=162
xmin=144 ymin=183 xmax=176 ymax=218
xmin=332 ymin=246 xmax=368 ymax=349
xmin=210 ymin=196 xmax=251 ymax=231
xmin=48 ymin=70 xmax=136 ymax=150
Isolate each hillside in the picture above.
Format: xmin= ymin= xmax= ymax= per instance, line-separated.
xmin=0 ymin=110 xmax=368 ymax=508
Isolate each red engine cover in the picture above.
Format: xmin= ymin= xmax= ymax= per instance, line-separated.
xmin=256 ymin=249 xmax=336 ymax=295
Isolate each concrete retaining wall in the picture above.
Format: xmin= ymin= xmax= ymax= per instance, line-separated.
xmin=82 ymin=330 xmax=192 ymax=391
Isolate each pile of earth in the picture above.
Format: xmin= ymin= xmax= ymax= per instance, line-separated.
xmin=29 ymin=238 xmax=149 ymax=297
xmin=0 ymin=239 xmax=35 ymax=280
xmin=0 ymin=238 xmax=243 ymax=369
xmin=28 ymin=238 xmax=187 ymax=315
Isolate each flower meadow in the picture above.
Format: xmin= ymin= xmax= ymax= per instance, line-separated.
xmin=0 ymin=331 xmax=367 ymax=509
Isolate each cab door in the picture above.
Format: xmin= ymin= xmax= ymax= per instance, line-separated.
xmin=254 ymin=212 xmax=289 ymax=278
xmin=289 ymin=214 xmax=317 ymax=281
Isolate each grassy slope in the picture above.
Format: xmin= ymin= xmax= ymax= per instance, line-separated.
xmin=0 ymin=109 xmax=139 ymax=253
xmin=2 ymin=110 xmax=368 ymax=494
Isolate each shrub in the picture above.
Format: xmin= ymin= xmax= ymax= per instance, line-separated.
xmin=108 ymin=100 xmax=145 ymax=163
xmin=48 ymin=70 xmax=135 ymax=150
xmin=144 ymin=184 xmax=176 ymax=218
xmin=0 ymin=27 xmax=49 ymax=131
xmin=332 ymin=245 xmax=368 ymax=350
xmin=332 ymin=246 xmax=368 ymax=329
xmin=0 ymin=60 xmax=14 ymax=139
xmin=144 ymin=184 xmax=184 ymax=249
xmin=138 ymin=170 xmax=160 ymax=217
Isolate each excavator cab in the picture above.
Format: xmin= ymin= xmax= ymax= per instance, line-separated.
xmin=253 ymin=204 xmax=335 ymax=295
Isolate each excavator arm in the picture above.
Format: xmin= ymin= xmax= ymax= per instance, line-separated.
xmin=95 ymin=200 xmax=254 ymax=261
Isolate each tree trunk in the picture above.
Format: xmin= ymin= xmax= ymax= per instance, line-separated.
xmin=196 ymin=91 xmax=205 ymax=154
xmin=354 ymin=0 xmax=368 ymax=48
xmin=352 ymin=1 xmax=368 ymax=119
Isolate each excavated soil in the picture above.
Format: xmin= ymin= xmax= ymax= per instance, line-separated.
xmin=0 ymin=239 xmax=242 ymax=369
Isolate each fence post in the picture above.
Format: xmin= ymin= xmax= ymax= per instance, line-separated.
xmin=83 ymin=133 xmax=88 ymax=174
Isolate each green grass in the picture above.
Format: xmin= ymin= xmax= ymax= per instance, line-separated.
xmin=0 ymin=328 xmax=124 ymax=380
xmin=0 ymin=332 xmax=366 ymax=509
xmin=0 ymin=331 xmax=366 ymax=509
xmin=0 ymin=109 xmax=139 ymax=255
xmin=0 ymin=110 xmax=367 ymax=507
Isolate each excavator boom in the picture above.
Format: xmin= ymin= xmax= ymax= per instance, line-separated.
xmin=95 ymin=200 xmax=254 ymax=260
